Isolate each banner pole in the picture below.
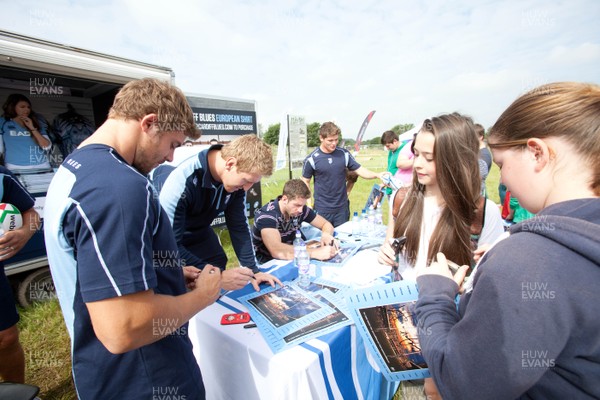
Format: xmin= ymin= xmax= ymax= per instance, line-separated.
xmin=287 ymin=114 xmax=292 ymax=180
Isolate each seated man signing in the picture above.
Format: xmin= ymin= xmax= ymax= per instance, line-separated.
xmin=252 ymin=179 xmax=338 ymax=263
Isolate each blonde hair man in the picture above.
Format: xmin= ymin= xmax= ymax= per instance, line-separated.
xmin=154 ymin=134 xmax=282 ymax=293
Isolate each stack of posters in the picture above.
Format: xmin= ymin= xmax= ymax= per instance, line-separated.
xmin=239 ymin=260 xmax=430 ymax=382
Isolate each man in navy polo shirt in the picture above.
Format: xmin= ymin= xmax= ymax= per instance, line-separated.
xmin=0 ymin=166 xmax=41 ymax=384
xmin=302 ymin=121 xmax=383 ymax=227
xmin=44 ymin=79 xmax=221 ymax=399
xmin=252 ymin=179 xmax=337 ymax=263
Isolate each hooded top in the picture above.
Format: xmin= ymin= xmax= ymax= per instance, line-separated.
xmin=415 ymin=198 xmax=600 ymax=400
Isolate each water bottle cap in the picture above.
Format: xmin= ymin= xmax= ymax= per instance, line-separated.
xmin=353 ymin=211 xmax=358 ymax=216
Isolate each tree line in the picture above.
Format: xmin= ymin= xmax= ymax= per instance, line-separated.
xmin=261 ymin=122 xmax=415 ymax=147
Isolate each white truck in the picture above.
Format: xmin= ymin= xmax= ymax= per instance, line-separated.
xmin=0 ymin=30 xmax=261 ymax=306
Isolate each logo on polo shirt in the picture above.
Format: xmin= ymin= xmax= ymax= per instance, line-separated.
xmin=9 ymin=129 xmax=31 ymax=136
xmin=328 ymin=158 xmax=332 ymax=164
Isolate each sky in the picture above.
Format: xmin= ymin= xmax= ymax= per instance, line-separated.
xmin=2 ymin=0 xmax=599 ymax=140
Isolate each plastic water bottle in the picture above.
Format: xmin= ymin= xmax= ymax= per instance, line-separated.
xmin=375 ymin=206 xmax=383 ymax=226
xmin=296 ymin=248 xmax=310 ymax=288
xmin=368 ymin=205 xmax=375 ymax=232
xmin=293 ymin=230 xmax=305 ymax=265
xmin=360 ymin=209 xmax=368 ymax=236
xmin=351 ymin=211 xmax=360 ymax=237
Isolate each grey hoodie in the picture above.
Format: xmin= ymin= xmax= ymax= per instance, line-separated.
xmin=415 ymin=198 xmax=600 ymax=400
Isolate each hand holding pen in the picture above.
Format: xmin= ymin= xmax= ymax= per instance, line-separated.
xmin=220 ymin=266 xmax=256 ymax=291
xmin=309 ymin=241 xmax=338 ymax=260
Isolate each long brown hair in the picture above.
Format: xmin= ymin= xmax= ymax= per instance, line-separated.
xmin=393 ymin=113 xmax=481 ymax=267
xmin=2 ymin=93 xmax=42 ymax=131
xmin=489 ymin=82 xmax=600 ymax=196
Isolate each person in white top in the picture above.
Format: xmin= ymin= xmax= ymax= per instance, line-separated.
xmin=377 ymin=112 xmax=504 ymax=399
xmin=378 ymin=113 xmax=503 ymax=280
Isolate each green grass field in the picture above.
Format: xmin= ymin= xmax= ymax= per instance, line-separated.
xmin=18 ymin=146 xmax=501 ymax=398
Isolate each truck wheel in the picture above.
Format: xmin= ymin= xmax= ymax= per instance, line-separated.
xmin=17 ymin=267 xmax=56 ymax=307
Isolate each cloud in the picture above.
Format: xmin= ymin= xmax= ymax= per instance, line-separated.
xmin=548 ymin=42 xmax=600 ymax=64
xmin=3 ymin=0 xmax=599 ymax=139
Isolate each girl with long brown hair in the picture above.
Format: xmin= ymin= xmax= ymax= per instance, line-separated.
xmin=377 ymin=113 xmax=503 ymax=281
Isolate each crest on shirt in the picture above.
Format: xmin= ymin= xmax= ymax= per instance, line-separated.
xmin=225 ymin=194 xmax=231 ymax=204
xmin=328 ymin=157 xmax=333 ymax=164
xmin=279 ymin=216 xmax=300 ymax=233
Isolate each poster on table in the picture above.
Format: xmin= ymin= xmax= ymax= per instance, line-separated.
xmin=239 ymin=278 xmax=352 ymax=353
xmin=307 ymin=241 xmax=362 ymax=269
xmin=346 ymin=281 xmax=430 ymax=381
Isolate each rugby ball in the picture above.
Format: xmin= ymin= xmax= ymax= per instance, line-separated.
xmin=0 ymin=203 xmax=23 ymax=234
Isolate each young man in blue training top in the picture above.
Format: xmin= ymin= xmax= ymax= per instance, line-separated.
xmin=252 ymin=178 xmax=337 ymax=263
xmin=152 ymin=134 xmax=282 ymax=292
xmin=0 ymin=166 xmax=41 ymax=384
xmin=302 ymin=121 xmax=384 ymax=227
xmin=44 ymin=78 xmax=222 ymax=399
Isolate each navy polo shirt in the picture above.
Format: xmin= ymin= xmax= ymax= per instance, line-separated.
xmin=44 ymin=144 xmax=204 ymax=399
xmin=302 ymin=147 xmax=360 ymax=213
xmin=251 ymin=196 xmax=317 ymax=263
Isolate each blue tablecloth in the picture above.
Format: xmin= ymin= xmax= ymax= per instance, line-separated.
xmin=189 ymin=258 xmax=399 ymax=400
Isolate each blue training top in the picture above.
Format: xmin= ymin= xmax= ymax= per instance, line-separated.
xmin=251 ymin=196 xmax=317 ymax=263
xmin=302 ymin=147 xmax=360 ymax=213
xmin=43 ymin=144 xmax=204 ymax=399
xmin=0 ymin=117 xmax=51 ymax=172
xmin=152 ymin=145 xmax=258 ymax=271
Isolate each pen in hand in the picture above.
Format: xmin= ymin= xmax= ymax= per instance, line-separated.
xmin=330 ymin=240 xmax=339 ymax=252
xmin=240 ymin=265 xmax=257 ymax=280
